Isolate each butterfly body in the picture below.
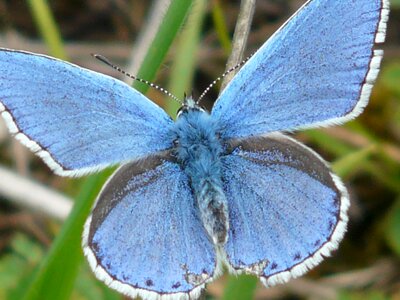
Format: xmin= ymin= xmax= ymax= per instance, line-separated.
xmin=172 ymin=97 xmax=228 ymax=245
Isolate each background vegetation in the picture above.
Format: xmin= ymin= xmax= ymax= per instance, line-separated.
xmin=0 ymin=0 xmax=399 ymax=299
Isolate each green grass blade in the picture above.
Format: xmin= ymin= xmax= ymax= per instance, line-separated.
xmin=22 ymin=1 xmax=195 ymax=299
xmin=381 ymin=62 xmax=400 ymax=97
xmin=211 ymin=0 xmax=232 ymax=55
xmin=222 ymin=274 xmax=258 ymax=300
xmin=133 ymin=0 xmax=194 ymax=94
xmin=384 ymin=197 xmax=400 ymax=256
xmin=26 ymin=0 xmax=67 ymax=59
xmin=390 ymin=0 xmax=400 ymax=9
xmin=303 ymin=129 xmax=354 ymax=157
xmin=23 ymin=171 xmax=112 ymax=300
xmin=332 ymin=145 xmax=376 ymax=178
xmin=165 ymin=0 xmax=208 ymax=116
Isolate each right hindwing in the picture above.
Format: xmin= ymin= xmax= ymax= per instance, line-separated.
xmin=220 ymin=134 xmax=349 ymax=286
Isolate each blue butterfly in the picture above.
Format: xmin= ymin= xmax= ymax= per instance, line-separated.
xmin=0 ymin=0 xmax=389 ymax=299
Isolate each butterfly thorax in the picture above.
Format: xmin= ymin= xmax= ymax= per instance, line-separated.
xmin=171 ymin=97 xmax=229 ymax=245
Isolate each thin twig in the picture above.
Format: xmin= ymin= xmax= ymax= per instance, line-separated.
xmin=0 ymin=165 xmax=73 ymax=221
xmin=321 ymin=127 xmax=400 ymax=163
xmin=126 ymin=0 xmax=172 ymax=76
xmin=219 ymin=0 xmax=256 ymax=92
xmin=320 ymin=258 xmax=399 ymax=288
xmin=0 ymin=212 xmax=52 ymax=246
xmin=207 ymin=259 xmax=399 ymax=300
xmin=11 ymin=140 xmax=30 ymax=176
xmin=0 ymin=118 xmax=7 ymax=141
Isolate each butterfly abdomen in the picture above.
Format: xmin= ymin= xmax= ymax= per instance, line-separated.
xmin=172 ymin=106 xmax=228 ymax=245
xmin=196 ymin=178 xmax=228 ymax=244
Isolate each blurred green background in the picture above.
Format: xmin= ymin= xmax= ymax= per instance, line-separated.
xmin=0 ymin=0 xmax=399 ymax=299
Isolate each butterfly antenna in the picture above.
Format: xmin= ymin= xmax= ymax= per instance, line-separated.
xmin=197 ymin=53 xmax=253 ymax=104
xmin=92 ymin=54 xmax=182 ymax=104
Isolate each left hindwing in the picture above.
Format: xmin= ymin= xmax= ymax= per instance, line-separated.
xmin=83 ymin=151 xmax=217 ymax=300
xmin=212 ymin=0 xmax=389 ymax=139
xmin=220 ymin=134 xmax=349 ymax=286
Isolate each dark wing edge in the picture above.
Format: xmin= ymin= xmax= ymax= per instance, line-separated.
xmin=264 ymin=174 xmax=349 ymax=287
xmin=0 ymin=101 xmax=107 ymax=177
xmin=267 ymin=0 xmax=389 ymax=48
xmin=295 ymin=0 xmax=389 ymax=130
xmin=83 ymin=215 xmax=218 ymax=300
xmin=0 ymin=48 xmax=173 ymax=177
xmin=220 ymin=133 xmax=350 ymax=287
xmin=82 ymin=151 xmax=222 ymax=300
xmin=264 ymin=136 xmax=349 ymax=287
xmin=0 ymin=49 xmax=95 ymax=177
xmin=211 ymin=0 xmax=390 ymax=135
xmin=0 ymin=101 xmax=154 ymax=177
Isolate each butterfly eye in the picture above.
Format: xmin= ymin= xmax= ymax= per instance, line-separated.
xmin=173 ymin=139 xmax=179 ymax=147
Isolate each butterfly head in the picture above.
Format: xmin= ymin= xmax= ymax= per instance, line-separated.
xmin=176 ymin=94 xmax=205 ymax=118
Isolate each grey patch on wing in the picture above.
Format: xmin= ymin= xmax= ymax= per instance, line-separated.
xmin=238 ymin=259 xmax=269 ymax=276
xmin=181 ymin=264 xmax=211 ymax=286
xmin=223 ymin=134 xmax=339 ymax=194
xmin=88 ymin=150 xmax=177 ymax=243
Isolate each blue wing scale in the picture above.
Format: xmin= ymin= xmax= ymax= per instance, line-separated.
xmin=0 ymin=49 xmax=173 ymax=176
xmin=221 ymin=134 xmax=349 ymax=286
xmin=0 ymin=0 xmax=391 ymax=298
xmin=212 ymin=0 xmax=389 ymax=139
xmin=83 ymin=153 xmax=219 ymax=300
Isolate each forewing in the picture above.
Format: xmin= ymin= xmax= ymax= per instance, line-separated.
xmin=212 ymin=0 xmax=389 ymax=139
xmin=83 ymin=152 xmax=218 ymax=300
xmin=221 ymin=134 xmax=349 ymax=286
xmin=0 ymin=49 xmax=173 ymax=176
